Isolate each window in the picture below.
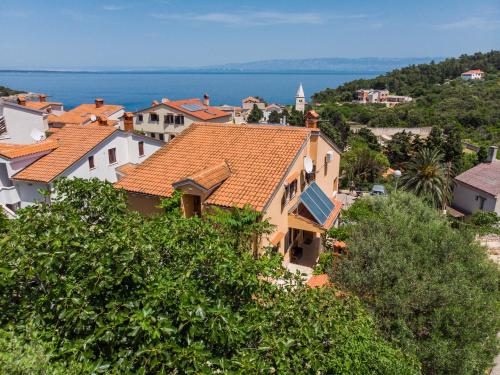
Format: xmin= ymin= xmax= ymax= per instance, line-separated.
xmin=138 ymin=141 xmax=144 ymax=157
xmin=108 ymin=148 xmax=117 ymax=164
xmin=170 ymin=135 xmax=175 ymax=140
xmin=159 ymin=133 xmax=165 ymax=141
xmin=164 ymin=114 xmax=174 ymax=124
xmin=150 ymin=133 xmax=156 ymax=138
xmin=137 ymin=114 xmax=143 ymax=122
xmin=174 ymin=115 xmax=184 ymax=125
xmin=288 ymin=179 xmax=298 ymax=200
xmin=150 ymin=113 xmax=159 ymax=122
xmin=88 ymin=155 xmax=95 ymax=169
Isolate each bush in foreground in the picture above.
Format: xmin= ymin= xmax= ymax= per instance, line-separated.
xmin=332 ymin=193 xmax=500 ymax=375
xmin=0 ymin=178 xmax=418 ymax=374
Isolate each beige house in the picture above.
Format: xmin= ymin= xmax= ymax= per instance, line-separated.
xmin=115 ymin=113 xmax=342 ymax=270
xmin=129 ymin=96 xmax=231 ymax=142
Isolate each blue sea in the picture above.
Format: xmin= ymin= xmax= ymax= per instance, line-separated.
xmin=0 ymin=71 xmax=378 ymax=111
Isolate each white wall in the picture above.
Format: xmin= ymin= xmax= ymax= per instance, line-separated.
xmin=452 ymin=181 xmax=498 ymax=215
xmin=133 ymin=104 xmax=230 ymax=140
xmin=12 ymin=132 xmax=162 ymax=208
xmin=0 ymin=102 xmax=48 ymax=144
xmin=62 ymin=132 xmax=161 ymax=183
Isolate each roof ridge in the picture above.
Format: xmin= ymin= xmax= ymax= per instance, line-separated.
xmin=192 ymin=122 xmax=312 ymax=132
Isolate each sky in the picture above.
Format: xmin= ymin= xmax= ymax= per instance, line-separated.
xmin=0 ymin=0 xmax=499 ymax=69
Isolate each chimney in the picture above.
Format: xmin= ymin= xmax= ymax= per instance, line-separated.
xmin=95 ymin=98 xmax=104 ymax=108
xmin=39 ymin=94 xmax=47 ymax=102
xmin=486 ymin=146 xmax=498 ymax=163
xmin=17 ymin=95 xmax=26 ymax=106
xmin=203 ymin=93 xmax=210 ymax=106
xmin=161 ymin=97 xmax=170 ymax=104
xmin=97 ymin=115 xmax=108 ymax=126
xmin=123 ymin=112 xmax=134 ymax=132
xmin=305 ymin=110 xmax=319 ymax=129
xmin=151 ymin=100 xmax=159 ymax=107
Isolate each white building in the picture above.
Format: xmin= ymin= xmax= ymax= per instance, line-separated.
xmin=0 ymin=124 xmax=162 ymax=211
xmin=295 ymin=83 xmax=305 ymax=112
xmin=242 ymin=96 xmax=266 ymax=111
xmin=452 ymin=146 xmax=500 ymax=215
xmin=129 ymin=96 xmax=232 ymax=141
xmin=263 ymin=103 xmax=284 ymax=123
xmin=0 ymin=99 xmax=49 ymax=144
xmin=461 ymin=69 xmax=485 ymax=80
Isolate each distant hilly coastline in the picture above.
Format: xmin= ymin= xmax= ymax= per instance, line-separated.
xmin=201 ymin=57 xmax=443 ymax=73
xmin=0 ymin=57 xmax=443 ymax=74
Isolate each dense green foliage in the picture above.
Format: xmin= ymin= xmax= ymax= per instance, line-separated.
xmin=268 ymin=110 xmax=281 ymax=123
xmin=0 ymin=178 xmax=417 ymax=374
xmin=0 ymin=85 xmax=23 ymax=97
xmin=331 ymin=193 xmax=500 ymax=375
xmin=247 ymin=103 xmax=263 ymax=123
xmin=313 ymin=51 xmax=500 ymax=147
xmin=400 ymin=148 xmax=451 ymax=208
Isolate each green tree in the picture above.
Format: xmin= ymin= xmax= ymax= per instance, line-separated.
xmin=426 ymin=126 xmax=445 ymax=151
xmin=333 ymin=193 xmax=500 ymax=375
xmin=342 ymin=142 xmax=389 ymax=188
xmin=247 ymin=103 xmax=263 ymax=123
xmin=400 ymin=148 xmax=450 ymax=208
xmin=0 ymin=178 xmax=418 ymax=373
xmin=477 ymin=145 xmax=489 ymax=163
xmin=385 ymin=131 xmax=413 ymax=166
xmin=268 ymin=110 xmax=281 ymax=124
xmin=356 ymin=127 xmax=381 ymax=151
xmin=443 ymin=127 xmax=463 ymax=170
xmin=287 ymin=107 xmax=305 ymax=126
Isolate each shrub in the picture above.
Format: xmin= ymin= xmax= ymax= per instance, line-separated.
xmin=333 ymin=192 xmax=500 ymax=374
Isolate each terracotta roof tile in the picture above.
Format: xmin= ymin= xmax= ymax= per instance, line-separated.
xmin=49 ymin=102 xmax=123 ymax=125
xmin=0 ymin=140 xmax=59 ymax=159
xmin=13 ymin=125 xmax=117 ymax=182
xmin=186 ymin=161 xmax=232 ymax=190
xmin=23 ymin=101 xmax=61 ymax=110
xmin=160 ymin=99 xmax=230 ymax=121
xmin=116 ymin=123 xmax=311 ymax=211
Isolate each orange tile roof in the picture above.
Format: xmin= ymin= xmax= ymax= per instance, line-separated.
xmin=307 ymin=274 xmax=331 ymax=288
xmin=161 ymin=99 xmax=230 ymax=121
xmin=13 ymin=125 xmax=117 ymax=182
xmin=0 ymin=140 xmax=59 ymax=159
xmin=23 ymin=102 xmax=61 ymax=110
xmin=49 ymin=102 xmax=123 ymax=125
xmin=183 ymin=161 xmax=232 ymax=190
xmin=116 ymin=162 xmax=137 ymax=176
xmin=116 ymin=123 xmax=312 ymax=211
xmin=242 ymin=96 xmax=261 ymax=103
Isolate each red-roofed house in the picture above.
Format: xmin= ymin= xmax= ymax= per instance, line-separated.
xmin=130 ymin=96 xmax=231 ymax=142
xmin=116 ymin=117 xmax=342 ymax=269
xmin=0 ymin=125 xmax=163 ymax=213
xmin=461 ymin=69 xmax=485 ymax=80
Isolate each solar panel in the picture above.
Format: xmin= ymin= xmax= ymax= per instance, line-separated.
xmin=180 ymin=104 xmax=205 ymax=112
xmin=300 ymin=182 xmax=335 ymax=225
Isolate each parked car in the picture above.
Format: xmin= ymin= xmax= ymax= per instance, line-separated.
xmin=370 ymin=184 xmax=387 ymax=196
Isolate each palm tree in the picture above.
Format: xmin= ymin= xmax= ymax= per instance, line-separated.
xmin=400 ymin=148 xmax=451 ymax=208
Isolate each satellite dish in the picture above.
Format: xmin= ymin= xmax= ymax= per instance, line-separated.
xmin=90 ymin=114 xmax=97 ymax=122
xmin=304 ymin=156 xmax=313 ymax=173
xmin=30 ymin=128 xmax=45 ymax=142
